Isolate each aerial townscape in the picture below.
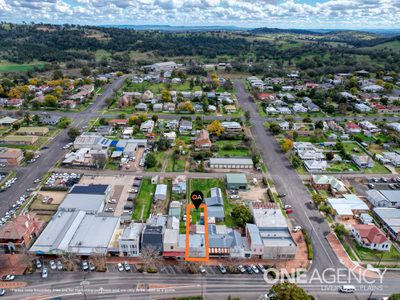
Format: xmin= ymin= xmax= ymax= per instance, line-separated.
xmin=0 ymin=2 xmax=400 ymax=300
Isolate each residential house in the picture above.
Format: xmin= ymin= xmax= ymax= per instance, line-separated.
xmin=311 ymin=175 xmax=347 ymax=195
xmin=361 ymin=84 xmax=384 ymax=93
xmin=351 ymin=224 xmax=391 ymax=251
xmin=167 ymin=119 xmax=179 ymax=130
xmin=382 ymin=152 xmax=400 ymax=167
xmin=345 ymin=122 xmax=362 ymax=134
xmin=292 ymin=103 xmax=308 ymax=113
xmin=163 ymin=103 xmax=176 ymax=112
xmin=153 ymin=103 xmax=163 ymax=112
xmin=179 ymin=120 xmax=192 ymax=134
xmin=168 ymin=201 xmax=182 ymax=219
xmin=352 ymin=155 xmax=374 ymax=169
xmin=135 ymin=103 xmax=148 ymax=112
xmin=303 ymin=160 xmax=328 ymax=172
xmin=224 ymin=105 xmax=237 ymax=114
xmin=164 ymin=131 xmax=176 ymax=143
xmin=387 ymin=123 xmax=400 ymax=133
xmin=0 ymin=116 xmax=18 ymax=126
xmin=359 ymin=121 xmax=380 ymax=134
xmin=117 ymin=95 xmax=132 ymax=108
xmin=304 ymin=98 xmax=320 ymax=112
xmin=355 ymin=103 xmax=372 ymax=113
xmin=40 ymin=115 xmax=61 ymax=125
xmin=205 ymin=187 xmax=225 ymax=222
xmin=194 ymin=130 xmax=212 ymax=150
xmin=140 ymin=120 xmax=155 ymax=133
xmin=221 ymin=122 xmax=242 ymax=133
xmin=0 ymin=214 xmax=44 ymax=250
xmin=277 ymin=107 xmax=292 ymax=115
xmin=265 ymin=106 xmax=278 ymax=114
xmin=279 ymin=121 xmax=290 ymax=131
xmin=108 ymin=119 xmax=128 ymax=127
xmin=172 ymin=176 xmax=186 ymax=194
xmin=142 ymin=90 xmax=154 ymax=101
xmin=16 ymin=127 xmax=49 ymax=136
xmin=0 ymin=135 xmax=38 ymax=145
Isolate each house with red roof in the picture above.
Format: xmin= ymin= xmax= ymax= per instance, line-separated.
xmin=345 ymin=121 xmax=362 ymax=134
xmin=351 ymin=224 xmax=391 ymax=251
xmin=194 ymin=130 xmax=212 ymax=151
xmin=258 ymin=93 xmax=275 ymax=102
xmin=108 ymin=119 xmax=128 ymax=127
xmin=0 ymin=214 xmax=44 ymax=251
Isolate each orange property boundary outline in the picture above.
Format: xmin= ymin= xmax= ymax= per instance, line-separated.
xmin=185 ymin=203 xmax=209 ymax=261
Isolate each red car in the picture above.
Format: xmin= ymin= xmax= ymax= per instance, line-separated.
xmin=286 ymin=209 xmax=293 ymax=214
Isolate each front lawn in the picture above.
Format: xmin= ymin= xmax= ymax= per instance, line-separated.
xmin=214 ymin=140 xmax=251 ymax=157
xmin=125 ymin=81 xmax=202 ymax=93
xmin=132 ymin=178 xmax=155 ymax=221
xmin=351 ymin=240 xmax=400 ymax=262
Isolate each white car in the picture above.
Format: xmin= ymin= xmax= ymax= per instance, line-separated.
xmin=117 ymin=263 xmax=124 ymax=272
xmin=41 ymin=267 xmax=48 ymax=279
xmin=57 ymin=260 xmax=63 ymax=271
xmin=229 ymin=195 xmax=240 ymax=199
xmin=1 ymin=275 xmax=15 ymax=281
xmin=251 ymin=265 xmax=259 ymax=274
xmin=284 ymin=205 xmax=292 ymax=210
xmin=199 ymin=265 xmax=206 ymax=273
xmin=49 ymin=260 xmax=56 ymax=270
xmin=292 ymin=226 xmax=302 ymax=233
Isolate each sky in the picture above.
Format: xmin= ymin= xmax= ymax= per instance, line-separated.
xmin=0 ymin=0 xmax=399 ymax=29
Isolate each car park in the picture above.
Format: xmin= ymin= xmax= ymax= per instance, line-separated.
xmin=41 ymin=267 xmax=48 ymax=279
xmin=217 ymin=264 xmax=227 ymax=274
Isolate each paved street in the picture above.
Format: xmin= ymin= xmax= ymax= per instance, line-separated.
xmin=2 ymin=271 xmax=396 ymax=300
xmin=234 ymin=80 xmax=340 ymax=272
xmin=0 ymin=76 xmax=127 ymax=216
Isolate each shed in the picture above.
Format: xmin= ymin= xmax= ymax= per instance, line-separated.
xmin=226 ymin=174 xmax=248 ymax=190
xmin=154 ymin=184 xmax=168 ymax=201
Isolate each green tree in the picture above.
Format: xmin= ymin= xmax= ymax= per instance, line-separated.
xmin=231 ymin=205 xmax=253 ymax=228
xmin=52 ymin=70 xmax=63 ymax=80
xmin=67 ymin=127 xmax=81 ymax=141
xmin=291 ymin=156 xmax=302 ymax=168
xmin=81 ymin=66 xmax=91 ymax=77
xmin=144 ymin=153 xmax=157 ymax=169
xmin=44 ymin=94 xmax=58 ymax=107
xmin=269 ymin=123 xmax=281 ymax=135
xmin=161 ymin=89 xmax=172 ymax=102
xmin=24 ymin=151 xmax=35 ymax=161
xmin=269 ymin=282 xmax=311 ymax=300
xmin=334 ymin=223 xmax=347 ymax=240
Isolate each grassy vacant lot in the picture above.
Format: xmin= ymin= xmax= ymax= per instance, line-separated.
xmin=351 ymin=240 xmax=400 ymax=262
xmin=146 ymin=151 xmax=166 ymax=172
xmin=132 ymin=178 xmax=156 ymax=221
xmin=0 ymin=61 xmax=45 ymax=72
xmin=166 ymin=154 xmax=187 ymax=172
xmin=214 ymin=140 xmax=251 ymax=157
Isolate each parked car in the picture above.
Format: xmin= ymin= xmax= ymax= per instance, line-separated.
xmin=229 ymin=195 xmax=240 ymax=199
xmin=367 ymin=183 xmax=375 ymax=189
xmin=245 ymin=265 xmax=253 ymax=274
xmin=257 ymin=264 xmax=266 ymax=273
xmin=217 ymin=264 xmax=227 ymax=274
xmin=199 ymin=265 xmax=206 ymax=273
xmin=339 ymin=285 xmax=355 ymax=293
xmin=238 ymin=265 xmax=246 ymax=273
xmin=251 ymin=265 xmax=259 ymax=274
xmin=57 ymin=260 xmax=63 ymax=271
xmin=81 ymin=260 xmax=89 ymax=271
xmin=292 ymin=226 xmax=302 ymax=233
xmin=1 ymin=275 xmax=15 ymax=281
xmin=0 ymin=289 xmax=5 ymax=296
xmin=278 ymin=193 xmax=287 ymax=198
xmin=49 ymin=260 xmax=56 ymax=270
xmin=90 ymin=262 xmax=96 ymax=272
xmin=123 ymin=262 xmax=131 ymax=272
xmin=284 ymin=205 xmax=292 ymax=210
xmin=380 ymin=177 xmax=388 ymax=183
xmin=35 ymin=259 xmax=42 ymax=269
xmin=41 ymin=267 xmax=48 ymax=279
xmin=285 ymin=209 xmax=293 ymax=214
xmin=117 ymin=263 xmax=124 ymax=272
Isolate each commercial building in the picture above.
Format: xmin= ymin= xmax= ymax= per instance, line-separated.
xmin=373 ymin=208 xmax=400 ymax=240
xmin=73 ymin=133 xmax=111 ymax=150
xmin=30 ymin=210 xmax=119 ymax=255
xmin=328 ymin=194 xmax=369 ymax=220
xmin=141 ymin=225 xmax=164 ymax=253
xmin=209 ymin=158 xmax=253 ymax=169
xmin=366 ymin=190 xmax=400 ymax=208
xmin=226 ymin=173 xmax=248 ymax=190
xmin=311 ymin=175 xmax=347 ymax=195
xmin=119 ymin=223 xmax=144 ymax=257
xmin=0 ymin=147 xmax=24 ymax=166
xmin=16 ymin=127 xmax=49 ymax=136
xmin=249 ymin=202 xmax=297 ymax=259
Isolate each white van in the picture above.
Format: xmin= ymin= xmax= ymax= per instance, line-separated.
xmin=339 ymin=285 xmax=356 ymax=293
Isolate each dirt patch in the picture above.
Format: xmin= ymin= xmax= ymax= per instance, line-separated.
xmin=239 ymin=186 xmax=267 ymax=202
